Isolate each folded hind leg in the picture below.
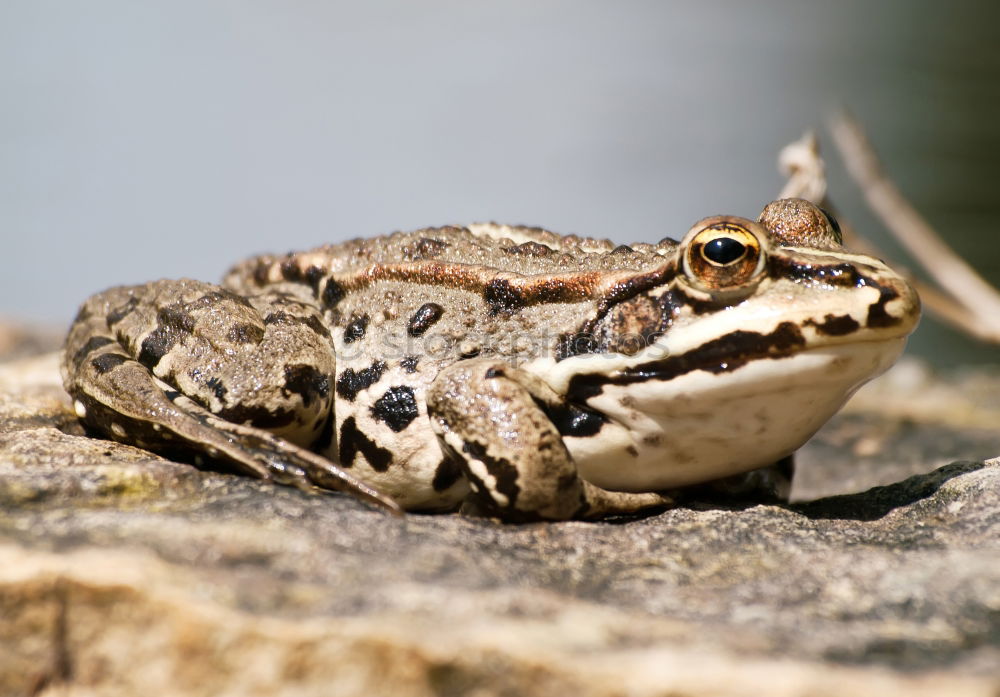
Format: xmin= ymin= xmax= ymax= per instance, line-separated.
xmin=62 ymin=281 xmax=399 ymax=512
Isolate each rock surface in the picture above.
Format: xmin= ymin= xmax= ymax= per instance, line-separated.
xmin=0 ymin=325 xmax=998 ymax=697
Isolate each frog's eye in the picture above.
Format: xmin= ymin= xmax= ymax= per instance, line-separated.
xmin=681 ymin=220 xmax=766 ymax=290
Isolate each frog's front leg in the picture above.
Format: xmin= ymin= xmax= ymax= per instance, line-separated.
xmin=62 ymin=280 xmax=399 ymax=512
xmin=426 ymin=359 xmax=673 ymax=522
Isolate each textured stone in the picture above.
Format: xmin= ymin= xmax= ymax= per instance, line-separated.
xmin=0 ymin=328 xmax=998 ymax=696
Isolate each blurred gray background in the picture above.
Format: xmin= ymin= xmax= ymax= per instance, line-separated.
xmin=2 ymin=0 xmax=998 ymax=365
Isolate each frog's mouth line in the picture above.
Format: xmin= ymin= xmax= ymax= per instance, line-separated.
xmin=623 ymin=321 xmax=808 ymax=384
xmin=564 ymin=317 xmax=912 ymax=404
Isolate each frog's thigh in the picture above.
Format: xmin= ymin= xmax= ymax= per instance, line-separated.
xmin=62 ymin=283 xmax=397 ymax=510
xmin=426 ymin=359 xmax=672 ymax=521
xmin=96 ymin=280 xmax=335 ymax=446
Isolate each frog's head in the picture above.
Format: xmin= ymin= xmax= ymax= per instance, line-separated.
xmin=547 ymin=198 xmax=921 ymax=491
xmin=668 ymin=197 xmax=920 ymax=355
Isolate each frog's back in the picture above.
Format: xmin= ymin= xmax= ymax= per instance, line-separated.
xmin=224 ymin=223 xmax=679 ymax=367
xmin=227 ymin=223 xmax=677 ymax=281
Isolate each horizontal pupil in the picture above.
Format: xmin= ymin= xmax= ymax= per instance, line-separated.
xmin=703 ymin=237 xmax=746 ymax=265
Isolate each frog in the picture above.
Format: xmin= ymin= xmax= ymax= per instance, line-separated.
xmin=62 ymin=198 xmax=920 ymax=522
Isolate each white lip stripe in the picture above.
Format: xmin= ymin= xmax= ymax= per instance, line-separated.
xmin=562 ymin=338 xmax=907 ymax=491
